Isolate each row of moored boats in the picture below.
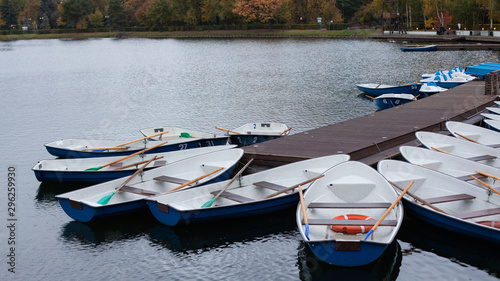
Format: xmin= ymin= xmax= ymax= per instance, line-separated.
xmin=35 ymin=111 xmax=500 ymax=267
xmin=357 ymin=66 xmax=477 ymax=110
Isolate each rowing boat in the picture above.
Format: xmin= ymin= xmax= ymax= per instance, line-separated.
xmin=297 ymin=161 xmax=404 ymax=267
xmin=33 ymin=145 xmax=236 ymax=184
xmin=56 ymin=148 xmax=244 ymax=222
xmin=378 ymin=160 xmax=500 ymax=244
xmin=146 ymin=154 xmax=350 ymax=226
xmin=140 ymin=126 xmax=229 ymax=147
xmin=415 ymin=131 xmax=500 ymax=168
xmin=446 ymin=121 xmax=500 ymax=148
xmin=356 ymin=83 xmax=421 ymax=96
xmin=218 ymin=122 xmax=291 ymax=147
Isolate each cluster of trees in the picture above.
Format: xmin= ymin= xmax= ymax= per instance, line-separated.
xmin=1 ymin=0 xmax=499 ymax=31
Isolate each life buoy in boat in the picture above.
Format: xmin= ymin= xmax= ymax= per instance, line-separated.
xmin=331 ymin=214 xmax=374 ymax=234
xmin=477 ymin=221 xmax=500 ymax=229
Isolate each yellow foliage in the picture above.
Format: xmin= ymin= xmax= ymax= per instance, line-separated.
xmin=76 ymin=18 xmax=88 ymax=29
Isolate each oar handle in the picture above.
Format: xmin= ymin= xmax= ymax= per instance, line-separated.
xmin=115 ymin=157 xmax=157 ymax=192
xmin=78 ymin=146 xmax=129 ymax=151
xmin=101 ymin=141 xmax=168 ymax=168
xmin=162 ymin=167 xmax=224 ymax=194
xmin=471 ymin=175 xmax=500 ymax=196
xmin=265 ymin=175 xmax=324 ymax=199
xmin=476 ymin=170 xmax=500 ymax=181
xmin=298 ymin=185 xmax=310 ymax=240
xmin=115 ymin=131 xmax=169 ymax=147
xmin=215 ymin=126 xmax=243 ymax=135
xmin=431 ymin=146 xmax=452 ymax=155
xmin=364 ymin=181 xmax=413 ymax=241
xmin=279 ymin=127 xmax=292 ymax=136
xmin=390 ymin=181 xmax=446 ymax=214
xmin=455 ymin=132 xmax=480 ymax=144
xmin=213 ymin=159 xmax=253 ymax=199
xmin=118 ymin=156 xmax=164 ymax=170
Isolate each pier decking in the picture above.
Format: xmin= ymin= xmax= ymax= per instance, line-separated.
xmin=242 ymin=81 xmax=498 ymax=167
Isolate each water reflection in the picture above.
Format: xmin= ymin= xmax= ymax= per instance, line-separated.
xmin=149 ymin=207 xmax=297 ymax=252
xmin=297 ymin=240 xmax=402 ymax=281
xmin=36 ymin=182 xmax=91 ymax=203
xmin=61 ymin=211 xmax=157 ymax=245
xmin=398 ymin=213 xmax=500 ymax=276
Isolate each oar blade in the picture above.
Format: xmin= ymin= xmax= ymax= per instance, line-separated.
xmin=201 ymin=197 xmax=216 ymax=208
xmin=363 ymin=229 xmax=374 ymax=241
xmin=85 ymin=166 xmax=103 ymax=171
xmin=305 ymin=223 xmax=310 ymax=241
xmin=180 ymin=132 xmax=192 ymax=138
xmin=97 ymin=192 xmax=115 ymax=205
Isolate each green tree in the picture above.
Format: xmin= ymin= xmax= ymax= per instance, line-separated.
xmin=18 ymin=0 xmax=39 ymax=28
xmin=61 ymin=0 xmax=93 ymax=27
xmin=146 ymin=0 xmax=170 ymax=29
xmin=108 ymin=0 xmax=128 ymax=27
xmin=89 ymin=7 xmax=103 ymax=26
xmin=1 ymin=0 xmax=18 ymax=28
xmin=38 ymin=0 xmax=58 ymax=28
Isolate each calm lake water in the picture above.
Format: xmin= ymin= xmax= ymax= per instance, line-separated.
xmin=1 ymin=37 xmax=500 ymax=280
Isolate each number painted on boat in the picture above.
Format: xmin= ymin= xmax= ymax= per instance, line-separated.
xmin=179 ymin=143 xmax=188 ymax=150
xmin=205 ymin=140 xmax=215 ymax=146
xmin=253 ymin=137 xmax=258 ymax=143
xmin=411 ymin=85 xmax=417 ymax=89
xmin=253 ymin=124 xmax=256 ymax=129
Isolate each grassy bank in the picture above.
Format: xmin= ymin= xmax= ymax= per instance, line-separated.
xmin=0 ymin=29 xmax=380 ymax=41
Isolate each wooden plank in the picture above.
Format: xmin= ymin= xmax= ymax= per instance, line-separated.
xmin=253 ymin=181 xmax=288 ymax=191
xmin=307 ymin=202 xmax=392 ymax=209
xmin=467 ymin=155 xmax=497 ymax=162
xmin=457 ymin=207 xmax=500 ymax=219
xmin=425 ymin=193 xmax=476 ymax=204
xmin=210 ymin=191 xmax=254 ymax=203
xmin=153 ymin=176 xmax=189 ymax=184
xmin=456 ymin=173 xmax=487 ymax=181
xmin=120 ymin=186 xmax=160 ymax=196
xmin=306 ymin=219 xmax=398 ymax=226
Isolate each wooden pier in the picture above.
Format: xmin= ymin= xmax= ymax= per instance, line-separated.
xmin=242 ymin=81 xmax=498 ymax=167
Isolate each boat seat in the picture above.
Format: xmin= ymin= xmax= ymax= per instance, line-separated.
xmin=120 ymin=186 xmax=160 ymax=196
xmin=467 ymin=154 xmax=497 ymax=162
xmin=424 ymin=193 xmax=476 ymax=204
xmin=455 ymin=173 xmax=487 ymax=181
xmin=210 ymin=191 xmax=254 ymax=203
xmin=457 ymin=207 xmax=500 ymax=219
xmin=253 ymin=181 xmax=289 ymax=192
xmin=154 ymin=160 xmax=167 ymax=166
xmin=487 ymin=144 xmax=500 ymax=148
xmin=153 ymin=176 xmax=189 ymax=184
xmin=307 ymin=202 xmax=392 ymax=209
xmin=305 ymin=219 xmax=397 ymax=226
xmin=107 ymin=163 xmax=123 ymax=170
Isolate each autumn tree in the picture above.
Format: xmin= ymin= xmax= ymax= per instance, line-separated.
xmin=88 ymin=7 xmax=103 ymax=26
xmin=146 ymin=0 xmax=170 ymax=29
xmin=477 ymin=0 xmax=500 ymax=29
xmin=39 ymin=0 xmax=58 ymax=28
xmin=18 ymin=0 xmax=39 ymax=28
xmin=233 ymin=0 xmax=284 ymax=29
xmin=61 ymin=0 xmax=93 ymax=27
xmin=321 ymin=0 xmax=342 ymax=24
xmin=1 ymin=0 xmax=18 ymax=28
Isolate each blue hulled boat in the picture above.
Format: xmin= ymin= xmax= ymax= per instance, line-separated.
xmin=56 ymin=148 xmax=244 ymax=222
xmin=400 ymin=44 xmax=437 ymax=52
xmin=146 ymin=154 xmax=350 ymax=226
xmin=357 ymin=83 xmax=421 ymax=96
xmin=373 ymin=93 xmax=417 ymax=110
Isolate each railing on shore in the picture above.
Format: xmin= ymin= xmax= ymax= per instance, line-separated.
xmin=485 ymin=70 xmax=500 ymax=95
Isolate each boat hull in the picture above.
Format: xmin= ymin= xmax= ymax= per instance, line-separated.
xmin=229 ymin=134 xmax=281 ymax=146
xmin=402 ymin=199 xmax=500 ymax=244
xmin=306 ymin=240 xmax=390 ymax=267
xmin=400 ymin=45 xmax=437 ymax=52
xmin=57 ymin=167 xmax=235 ymax=222
xmin=148 ymin=191 xmax=300 ymax=226
xmin=357 ymin=84 xmax=421 ymax=96
xmin=45 ymin=140 xmax=200 ymax=158
xmin=373 ymin=96 xmax=414 ymax=110
xmin=34 ymin=169 xmax=147 ymax=184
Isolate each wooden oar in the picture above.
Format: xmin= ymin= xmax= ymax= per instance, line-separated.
xmin=118 ymin=156 xmax=164 ymax=170
xmin=97 ymin=157 xmax=157 ymax=205
xmin=375 ymin=83 xmax=382 ymax=88
xmin=471 ymin=175 xmax=500 ymax=197
xmin=365 ymin=95 xmax=375 ymax=100
xmin=201 ymin=158 xmax=254 ymax=208
xmin=390 ymin=181 xmax=446 ymax=214
xmin=454 ymin=132 xmax=480 ymax=144
xmin=264 ymin=175 xmax=325 ymax=199
xmin=364 ymin=181 xmax=414 ymax=241
xmin=85 ymin=141 xmax=168 ymax=170
xmin=476 ymin=170 xmax=500 ymax=181
xmin=78 ymin=146 xmax=129 ymax=151
xmin=298 ymin=185 xmax=310 ymax=240
xmin=431 ymin=146 xmax=452 ymax=155
xmin=279 ymin=127 xmax=292 ymax=136
xmin=114 ymin=131 xmax=169 ymax=147
xmin=215 ymin=127 xmax=243 ymax=135
xmin=162 ymin=167 xmax=224 ymax=194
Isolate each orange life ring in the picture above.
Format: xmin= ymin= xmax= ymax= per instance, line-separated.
xmin=477 ymin=221 xmax=500 ymax=229
xmin=331 ymin=214 xmax=374 ymax=234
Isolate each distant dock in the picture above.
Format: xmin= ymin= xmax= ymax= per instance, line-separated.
xmin=242 ymin=81 xmax=498 ymax=167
